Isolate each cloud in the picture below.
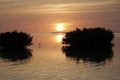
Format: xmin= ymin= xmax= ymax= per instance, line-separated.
xmin=0 ymin=0 xmax=119 ymax=14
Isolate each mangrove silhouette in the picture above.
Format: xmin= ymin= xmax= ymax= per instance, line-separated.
xmin=0 ymin=31 xmax=33 ymax=61
xmin=0 ymin=31 xmax=33 ymax=49
xmin=62 ymin=27 xmax=114 ymax=47
xmin=62 ymin=45 xmax=113 ymax=64
xmin=0 ymin=49 xmax=32 ymax=61
xmin=62 ymin=27 xmax=114 ymax=64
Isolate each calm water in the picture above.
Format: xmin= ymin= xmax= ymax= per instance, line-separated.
xmin=0 ymin=33 xmax=120 ymax=80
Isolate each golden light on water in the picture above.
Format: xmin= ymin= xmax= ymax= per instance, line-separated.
xmin=56 ymin=34 xmax=64 ymax=42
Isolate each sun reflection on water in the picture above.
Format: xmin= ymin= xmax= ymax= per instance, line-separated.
xmin=56 ymin=34 xmax=64 ymax=43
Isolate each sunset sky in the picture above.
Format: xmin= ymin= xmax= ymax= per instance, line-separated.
xmin=0 ymin=0 xmax=120 ymax=32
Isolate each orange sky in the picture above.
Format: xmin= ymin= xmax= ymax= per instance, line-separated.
xmin=0 ymin=0 xmax=120 ymax=33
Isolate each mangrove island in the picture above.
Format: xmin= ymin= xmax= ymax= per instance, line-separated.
xmin=62 ymin=27 xmax=114 ymax=47
xmin=0 ymin=31 xmax=33 ymax=61
xmin=62 ymin=27 xmax=114 ymax=64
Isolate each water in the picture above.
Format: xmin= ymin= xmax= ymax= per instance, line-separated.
xmin=0 ymin=33 xmax=120 ymax=80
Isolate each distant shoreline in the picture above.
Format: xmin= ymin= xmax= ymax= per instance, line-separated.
xmin=31 ymin=32 xmax=120 ymax=36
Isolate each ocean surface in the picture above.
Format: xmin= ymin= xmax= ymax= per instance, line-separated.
xmin=0 ymin=33 xmax=120 ymax=80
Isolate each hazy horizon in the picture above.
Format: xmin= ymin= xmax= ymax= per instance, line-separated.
xmin=0 ymin=0 xmax=120 ymax=33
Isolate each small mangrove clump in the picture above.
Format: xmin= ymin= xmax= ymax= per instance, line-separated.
xmin=0 ymin=31 xmax=33 ymax=49
xmin=62 ymin=27 xmax=114 ymax=47
xmin=62 ymin=27 xmax=114 ymax=64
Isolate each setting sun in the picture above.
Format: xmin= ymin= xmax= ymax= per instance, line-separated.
xmin=56 ymin=23 xmax=64 ymax=31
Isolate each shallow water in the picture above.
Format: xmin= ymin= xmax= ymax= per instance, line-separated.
xmin=0 ymin=33 xmax=120 ymax=80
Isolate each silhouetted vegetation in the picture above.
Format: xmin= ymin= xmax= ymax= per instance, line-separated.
xmin=0 ymin=31 xmax=33 ymax=49
xmin=0 ymin=31 xmax=33 ymax=61
xmin=62 ymin=27 xmax=114 ymax=47
xmin=62 ymin=27 xmax=114 ymax=65
xmin=0 ymin=48 xmax=32 ymax=61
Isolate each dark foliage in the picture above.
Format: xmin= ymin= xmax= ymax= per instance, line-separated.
xmin=62 ymin=27 xmax=114 ymax=65
xmin=62 ymin=45 xmax=113 ymax=64
xmin=0 ymin=48 xmax=32 ymax=61
xmin=62 ymin=27 xmax=114 ymax=47
xmin=0 ymin=31 xmax=33 ymax=49
xmin=0 ymin=31 xmax=33 ymax=61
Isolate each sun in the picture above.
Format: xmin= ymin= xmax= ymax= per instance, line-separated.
xmin=56 ymin=23 xmax=64 ymax=31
